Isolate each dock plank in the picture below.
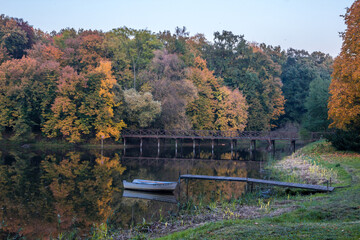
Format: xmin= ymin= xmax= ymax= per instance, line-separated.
xmin=180 ymin=174 xmax=334 ymax=192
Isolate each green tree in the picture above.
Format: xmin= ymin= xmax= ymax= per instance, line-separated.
xmin=123 ymin=89 xmax=161 ymax=128
xmin=105 ymin=27 xmax=161 ymax=89
xmin=158 ymin=26 xmax=196 ymax=66
xmin=303 ymin=77 xmax=331 ymax=131
xmin=280 ymin=49 xmax=333 ymax=124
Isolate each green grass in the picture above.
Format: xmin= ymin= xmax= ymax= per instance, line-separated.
xmin=158 ymin=141 xmax=360 ymax=240
xmin=159 ymin=220 xmax=359 ymax=240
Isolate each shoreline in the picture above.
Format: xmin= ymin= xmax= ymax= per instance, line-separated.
xmin=113 ymin=140 xmax=359 ymax=239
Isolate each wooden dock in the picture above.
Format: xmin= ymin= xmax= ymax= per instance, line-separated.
xmin=180 ymin=174 xmax=334 ymax=192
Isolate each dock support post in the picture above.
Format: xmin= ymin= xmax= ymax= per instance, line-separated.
xmin=231 ymin=139 xmax=237 ymax=160
xmin=249 ymin=182 xmax=253 ymax=193
xmin=123 ymin=138 xmax=126 ymax=156
xmin=249 ymin=149 xmax=254 ymax=161
xmin=250 ymin=140 xmax=256 ymax=150
xmin=140 ymin=138 xmax=143 ymax=156
xmin=211 ymin=139 xmax=214 ymax=159
xmin=291 ymin=140 xmax=296 ymax=153
xmin=157 ymin=138 xmax=160 ymax=157
xmin=271 ymin=140 xmax=276 ymax=158
xmin=271 ymin=140 xmax=275 ymax=149
xmin=175 ymin=138 xmax=178 ymax=157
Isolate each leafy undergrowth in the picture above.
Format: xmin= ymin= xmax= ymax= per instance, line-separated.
xmin=156 ymin=141 xmax=360 ymax=240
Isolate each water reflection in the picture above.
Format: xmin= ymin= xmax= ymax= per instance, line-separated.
xmin=0 ymin=149 xmax=125 ymax=239
xmin=0 ymin=140 xmax=295 ymax=238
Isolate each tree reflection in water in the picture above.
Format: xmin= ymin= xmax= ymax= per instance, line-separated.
xmin=0 ymin=142 xmax=287 ymax=238
xmin=0 ymin=150 xmax=125 ymax=239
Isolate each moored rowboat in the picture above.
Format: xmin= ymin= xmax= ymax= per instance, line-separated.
xmin=123 ymin=179 xmax=178 ymax=192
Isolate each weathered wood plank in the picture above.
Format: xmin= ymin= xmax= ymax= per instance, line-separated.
xmin=180 ymin=174 xmax=334 ymax=192
xmin=247 ymin=178 xmax=334 ymax=191
xmin=180 ymin=174 xmax=248 ymax=182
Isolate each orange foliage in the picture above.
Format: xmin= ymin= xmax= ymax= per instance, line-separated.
xmin=27 ymin=43 xmax=63 ymax=62
xmin=79 ymin=33 xmax=105 ymax=71
xmin=329 ymin=0 xmax=360 ymax=130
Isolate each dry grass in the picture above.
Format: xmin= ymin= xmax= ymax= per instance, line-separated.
xmin=272 ymin=153 xmax=338 ymax=185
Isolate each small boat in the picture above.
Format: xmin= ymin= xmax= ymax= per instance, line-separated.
xmin=123 ymin=179 xmax=178 ymax=192
xmin=122 ymin=190 xmax=177 ymax=204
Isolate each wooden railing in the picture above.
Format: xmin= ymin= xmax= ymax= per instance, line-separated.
xmin=121 ymin=129 xmax=299 ymax=140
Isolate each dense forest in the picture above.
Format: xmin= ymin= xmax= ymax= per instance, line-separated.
xmin=0 ymin=14 xmax=342 ymax=143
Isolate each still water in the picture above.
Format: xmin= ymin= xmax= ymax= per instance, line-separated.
xmin=0 ymin=139 xmax=296 ymax=239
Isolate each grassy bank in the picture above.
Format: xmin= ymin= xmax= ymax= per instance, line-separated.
xmin=156 ymin=141 xmax=360 ymax=240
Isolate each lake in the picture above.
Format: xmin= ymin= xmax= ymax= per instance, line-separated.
xmin=0 ymin=139 xmax=297 ymax=239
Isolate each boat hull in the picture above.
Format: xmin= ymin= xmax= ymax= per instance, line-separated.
xmin=123 ymin=180 xmax=177 ymax=192
xmin=122 ymin=190 xmax=177 ymax=203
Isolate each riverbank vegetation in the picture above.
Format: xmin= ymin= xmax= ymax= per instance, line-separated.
xmin=133 ymin=140 xmax=358 ymax=240
xmin=46 ymin=140 xmax=359 ymax=239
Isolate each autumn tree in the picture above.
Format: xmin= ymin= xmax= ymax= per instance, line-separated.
xmin=43 ymin=61 xmax=126 ymax=142
xmin=52 ymin=28 xmax=77 ymax=49
xmin=327 ymin=0 xmax=360 ymax=151
xmin=215 ymin=86 xmax=248 ymax=131
xmin=52 ymin=29 xmax=106 ymax=72
xmin=204 ymin=31 xmax=284 ymax=130
xmin=328 ymin=0 xmax=360 ymax=131
xmin=0 ymin=57 xmax=59 ymax=140
xmin=244 ymin=44 xmax=285 ymax=130
xmin=186 ymin=33 xmax=208 ymax=58
xmin=186 ymin=56 xmax=248 ymax=130
xmin=75 ymin=31 xmax=106 ymax=71
xmin=139 ymin=49 xmax=197 ymax=129
xmin=90 ymin=61 xmax=126 ymax=140
xmin=26 ymin=42 xmax=63 ymax=63
xmin=0 ymin=15 xmax=35 ymax=60
xmin=186 ymin=56 xmax=220 ymax=129
xmin=42 ymin=66 xmax=90 ymax=142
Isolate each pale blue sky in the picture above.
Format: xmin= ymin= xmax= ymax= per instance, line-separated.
xmin=0 ymin=0 xmax=354 ymax=57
